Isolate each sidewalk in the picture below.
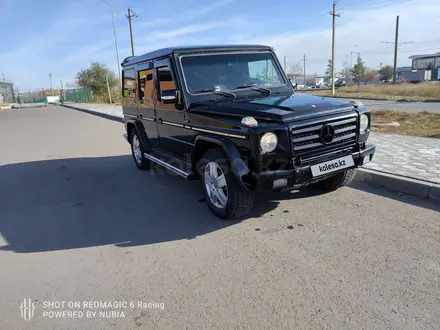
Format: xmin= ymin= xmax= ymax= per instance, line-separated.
xmin=63 ymin=103 xmax=440 ymax=185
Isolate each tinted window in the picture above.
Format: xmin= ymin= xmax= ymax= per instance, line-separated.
xmin=138 ymin=69 xmax=153 ymax=102
xmin=157 ymin=67 xmax=176 ymax=102
xmin=181 ymin=52 xmax=285 ymax=93
xmin=123 ymin=69 xmax=136 ymax=98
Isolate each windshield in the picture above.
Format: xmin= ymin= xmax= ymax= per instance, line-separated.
xmin=180 ymin=52 xmax=286 ymax=94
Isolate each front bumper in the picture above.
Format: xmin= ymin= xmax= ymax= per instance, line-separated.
xmin=250 ymin=143 xmax=376 ymax=191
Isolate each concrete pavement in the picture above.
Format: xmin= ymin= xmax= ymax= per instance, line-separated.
xmin=1 ymin=106 xmax=439 ymax=329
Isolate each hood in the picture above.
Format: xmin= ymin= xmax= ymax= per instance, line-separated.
xmin=189 ymin=93 xmax=355 ymax=122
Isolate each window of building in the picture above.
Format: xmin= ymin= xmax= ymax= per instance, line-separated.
xmin=413 ymin=58 xmax=435 ymax=70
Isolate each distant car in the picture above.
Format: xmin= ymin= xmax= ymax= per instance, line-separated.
xmin=335 ymin=79 xmax=347 ymax=87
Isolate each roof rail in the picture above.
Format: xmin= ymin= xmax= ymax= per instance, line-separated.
xmin=122 ymin=56 xmax=136 ymax=64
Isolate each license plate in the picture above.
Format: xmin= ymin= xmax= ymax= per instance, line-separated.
xmin=310 ymin=155 xmax=355 ymax=177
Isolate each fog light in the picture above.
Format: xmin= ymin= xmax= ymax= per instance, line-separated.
xmin=363 ymin=155 xmax=371 ymax=165
xmin=273 ymin=178 xmax=288 ymax=189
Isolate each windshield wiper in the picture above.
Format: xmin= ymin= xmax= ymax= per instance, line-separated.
xmin=234 ymin=84 xmax=271 ymax=95
xmin=192 ymin=89 xmax=236 ymax=100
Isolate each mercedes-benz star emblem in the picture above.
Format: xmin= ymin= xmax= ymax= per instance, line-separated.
xmin=320 ymin=124 xmax=335 ymax=144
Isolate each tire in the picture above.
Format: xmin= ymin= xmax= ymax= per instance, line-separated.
xmin=319 ymin=168 xmax=357 ymax=191
xmin=197 ymin=148 xmax=254 ymax=220
xmin=130 ymin=129 xmax=150 ymax=170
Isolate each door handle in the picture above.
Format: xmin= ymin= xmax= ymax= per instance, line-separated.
xmin=158 ymin=118 xmax=163 ymax=124
xmin=139 ymin=114 xmax=143 ymax=118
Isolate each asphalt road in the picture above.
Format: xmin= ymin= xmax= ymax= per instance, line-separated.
xmin=334 ymin=98 xmax=440 ymax=113
xmin=1 ymin=106 xmax=439 ymax=329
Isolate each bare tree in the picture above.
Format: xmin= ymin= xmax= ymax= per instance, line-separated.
xmin=361 ymin=68 xmax=379 ymax=85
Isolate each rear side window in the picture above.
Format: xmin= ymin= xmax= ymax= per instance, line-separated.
xmin=123 ymin=69 xmax=136 ymax=98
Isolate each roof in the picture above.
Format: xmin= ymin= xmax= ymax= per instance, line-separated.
xmin=121 ymin=44 xmax=273 ymax=67
xmin=408 ymin=52 xmax=440 ymax=59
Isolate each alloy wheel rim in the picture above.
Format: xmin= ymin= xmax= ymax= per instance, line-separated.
xmin=132 ymin=135 xmax=142 ymax=163
xmin=204 ymin=162 xmax=228 ymax=209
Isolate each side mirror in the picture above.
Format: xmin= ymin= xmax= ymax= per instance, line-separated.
xmin=160 ymin=90 xmax=177 ymax=104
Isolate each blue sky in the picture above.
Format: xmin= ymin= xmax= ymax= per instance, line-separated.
xmin=1 ymin=0 xmax=439 ymax=90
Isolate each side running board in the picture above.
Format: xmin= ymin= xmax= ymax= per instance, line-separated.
xmin=143 ymin=151 xmax=192 ymax=179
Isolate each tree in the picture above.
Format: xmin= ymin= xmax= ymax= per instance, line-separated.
xmin=325 ymin=59 xmax=333 ymax=76
xmin=340 ymin=61 xmax=351 ymax=80
xmin=379 ymin=65 xmax=394 ymax=81
xmin=426 ymin=63 xmax=436 ymax=80
xmin=361 ymin=68 xmax=379 ymax=85
xmin=76 ymin=62 xmax=119 ymax=102
xmin=351 ymin=56 xmax=366 ymax=86
xmin=306 ymin=77 xmax=316 ymax=86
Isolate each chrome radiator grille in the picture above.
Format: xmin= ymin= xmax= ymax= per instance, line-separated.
xmin=291 ymin=115 xmax=358 ymax=159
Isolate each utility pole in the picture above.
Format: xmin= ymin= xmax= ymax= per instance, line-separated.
xmin=126 ymin=8 xmax=137 ymax=56
xmin=49 ymin=73 xmax=53 ymax=96
xmin=106 ymin=73 xmax=112 ymax=104
xmin=303 ymin=54 xmax=306 ymax=86
xmin=392 ymin=15 xmax=399 ymax=84
xmin=381 ymin=16 xmax=413 ymax=84
xmin=330 ymin=1 xmax=340 ymax=95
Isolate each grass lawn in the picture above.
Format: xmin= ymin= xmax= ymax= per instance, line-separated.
xmin=309 ymin=83 xmax=440 ymax=101
xmin=371 ymin=110 xmax=440 ymax=138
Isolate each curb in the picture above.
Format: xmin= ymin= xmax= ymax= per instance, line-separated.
xmin=61 ymin=104 xmax=123 ymax=123
xmin=62 ymin=104 xmax=440 ymax=202
xmin=355 ymin=168 xmax=440 ymax=202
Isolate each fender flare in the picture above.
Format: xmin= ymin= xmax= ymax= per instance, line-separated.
xmin=193 ymin=135 xmax=250 ymax=190
xmin=126 ymin=119 xmax=152 ymax=152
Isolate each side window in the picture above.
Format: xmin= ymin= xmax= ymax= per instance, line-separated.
xmin=157 ymin=66 xmax=176 ymax=102
xmin=138 ymin=69 xmax=153 ymax=103
xmin=123 ymin=69 xmax=136 ymax=98
xmin=248 ymin=59 xmax=282 ymax=85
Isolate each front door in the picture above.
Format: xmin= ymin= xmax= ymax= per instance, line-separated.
xmin=154 ymin=58 xmax=191 ymax=160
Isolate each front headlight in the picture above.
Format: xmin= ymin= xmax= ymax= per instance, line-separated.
xmin=359 ymin=114 xmax=369 ymax=132
xmin=260 ymin=132 xmax=278 ymax=154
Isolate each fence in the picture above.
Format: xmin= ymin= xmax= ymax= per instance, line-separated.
xmin=60 ymin=87 xmax=93 ymax=103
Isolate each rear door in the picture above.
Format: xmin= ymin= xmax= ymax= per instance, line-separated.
xmin=153 ymin=58 xmax=191 ymax=159
xmin=136 ymin=62 xmax=159 ymax=148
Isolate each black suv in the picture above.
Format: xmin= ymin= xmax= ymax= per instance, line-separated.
xmin=121 ymin=45 xmax=375 ymax=219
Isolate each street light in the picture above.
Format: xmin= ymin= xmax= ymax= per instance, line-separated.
xmin=349 ymin=45 xmax=358 ymax=70
xmin=102 ymin=0 xmax=121 ymax=85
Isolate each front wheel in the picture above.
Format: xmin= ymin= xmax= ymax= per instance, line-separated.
xmin=198 ymin=148 xmax=254 ymax=220
xmin=319 ymin=168 xmax=357 ymax=191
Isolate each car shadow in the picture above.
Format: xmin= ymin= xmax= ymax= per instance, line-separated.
xmin=0 ymin=155 xmax=306 ymax=253
xmin=2 ymin=156 xmax=437 ymax=254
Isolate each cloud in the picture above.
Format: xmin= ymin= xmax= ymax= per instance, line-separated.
xmin=246 ymin=0 xmax=440 ymax=74
xmin=148 ymin=21 xmax=228 ymax=39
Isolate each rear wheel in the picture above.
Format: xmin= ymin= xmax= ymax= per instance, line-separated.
xmin=319 ymin=168 xmax=357 ymax=191
xmin=130 ymin=129 xmax=150 ymax=170
xmin=198 ymin=148 xmax=254 ymax=220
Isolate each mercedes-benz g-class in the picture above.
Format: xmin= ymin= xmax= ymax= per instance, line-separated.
xmin=121 ymin=45 xmax=375 ymax=219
